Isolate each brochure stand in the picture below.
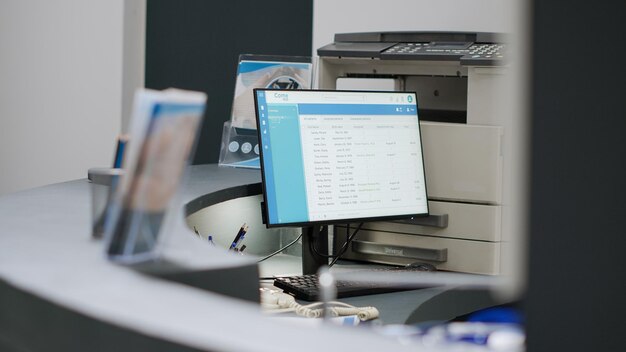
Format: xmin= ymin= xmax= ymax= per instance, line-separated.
xmin=218 ymin=54 xmax=312 ymax=168
xmin=104 ymin=88 xmax=207 ymax=263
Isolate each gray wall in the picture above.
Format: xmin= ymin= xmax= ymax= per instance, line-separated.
xmin=144 ymin=0 xmax=313 ymax=165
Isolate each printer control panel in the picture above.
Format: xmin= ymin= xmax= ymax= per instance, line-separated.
xmin=382 ymin=42 xmax=470 ymax=60
xmin=380 ymin=42 xmax=506 ymax=66
xmin=317 ymin=32 xmax=507 ymax=66
xmin=462 ymin=43 xmax=506 ymax=66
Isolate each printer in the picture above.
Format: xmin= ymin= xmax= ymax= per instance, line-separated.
xmin=319 ymin=32 xmax=523 ymax=275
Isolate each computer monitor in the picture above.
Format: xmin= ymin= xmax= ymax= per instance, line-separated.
xmin=254 ymin=89 xmax=429 ymax=274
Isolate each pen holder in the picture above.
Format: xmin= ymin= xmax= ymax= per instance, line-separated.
xmin=88 ymin=167 xmax=125 ymax=239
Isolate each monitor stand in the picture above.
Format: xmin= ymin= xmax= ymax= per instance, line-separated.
xmin=301 ymin=225 xmax=329 ymax=275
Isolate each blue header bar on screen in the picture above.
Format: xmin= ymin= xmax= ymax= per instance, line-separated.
xmin=296 ymin=103 xmax=416 ymax=115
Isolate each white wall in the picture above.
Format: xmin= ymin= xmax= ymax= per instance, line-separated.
xmin=122 ymin=0 xmax=146 ymax=134
xmin=0 ymin=0 xmax=144 ymax=195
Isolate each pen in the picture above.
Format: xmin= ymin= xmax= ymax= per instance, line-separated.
xmin=234 ymin=234 xmax=246 ymax=250
xmin=112 ymin=134 xmax=129 ymax=168
xmin=229 ymin=223 xmax=248 ymax=251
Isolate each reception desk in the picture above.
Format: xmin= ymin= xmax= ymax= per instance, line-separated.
xmin=0 ymin=165 xmax=499 ymax=351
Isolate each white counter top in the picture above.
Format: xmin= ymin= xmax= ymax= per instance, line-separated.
xmin=0 ymin=165 xmax=436 ymax=352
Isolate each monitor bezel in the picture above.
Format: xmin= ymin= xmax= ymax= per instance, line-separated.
xmin=254 ymin=88 xmax=430 ymax=229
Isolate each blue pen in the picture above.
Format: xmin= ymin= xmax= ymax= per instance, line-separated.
xmin=112 ymin=134 xmax=129 ymax=168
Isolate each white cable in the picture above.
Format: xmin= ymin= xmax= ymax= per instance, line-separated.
xmin=260 ymin=289 xmax=380 ymax=321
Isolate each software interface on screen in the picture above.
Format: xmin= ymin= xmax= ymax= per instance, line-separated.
xmin=255 ymin=90 xmax=428 ymax=227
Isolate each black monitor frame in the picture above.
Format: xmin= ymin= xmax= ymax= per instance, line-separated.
xmin=254 ymin=88 xmax=429 ymax=274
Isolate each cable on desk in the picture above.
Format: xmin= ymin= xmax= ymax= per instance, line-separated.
xmin=259 ymin=277 xmax=279 ymax=281
xmin=309 ymin=225 xmax=337 ymax=259
xmin=328 ymin=222 xmax=364 ymax=267
xmin=309 ymin=223 xmax=364 ymax=262
xmin=260 ymin=288 xmax=379 ymax=320
xmin=257 ymin=233 xmax=303 ymax=263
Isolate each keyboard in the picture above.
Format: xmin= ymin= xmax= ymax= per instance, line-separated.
xmin=273 ymin=265 xmax=436 ymax=301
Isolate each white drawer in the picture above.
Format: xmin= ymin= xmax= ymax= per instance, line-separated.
xmin=420 ymin=122 xmax=503 ymax=204
xmin=356 ymin=200 xmax=501 ymax=242
xmin=336 ymin=229 xmax=501 ymax=275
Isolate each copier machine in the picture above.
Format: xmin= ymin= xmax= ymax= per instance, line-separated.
xmin=318 ymin=32 xmax=524 ymax=275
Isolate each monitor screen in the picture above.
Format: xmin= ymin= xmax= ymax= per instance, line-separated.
xmin=255 ymin=89 xmax=428 ymax=228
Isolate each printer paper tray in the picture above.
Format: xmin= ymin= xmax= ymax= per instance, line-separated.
xmin=335 ymin=228 xmax=501 ymax=275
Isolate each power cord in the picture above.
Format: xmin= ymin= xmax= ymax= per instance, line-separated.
xmin=257 ymin=233 xmax=303 ymax=263
xmin=259 ymin=288 xmax=379 ymax=321
xmin=258 ymin=222 xmax=362 ymax=265
xmin=308 ymin=223 xmax=364 ymax=264
xmin=328 ymin=222 xmax=364 ymax=267
xmin=308 ymin=225 xmax=337 ymax=259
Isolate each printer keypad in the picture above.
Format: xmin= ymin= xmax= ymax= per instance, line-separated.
xmin=382 ymin=42 xmax=506 ymax=66
xmin=385 ymin=43 xmax=424 ymax=54
xmin=383 ymin=43 xmax=469 ymax=60
xmin=467 ymin=43 xmax=505 ymax=59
